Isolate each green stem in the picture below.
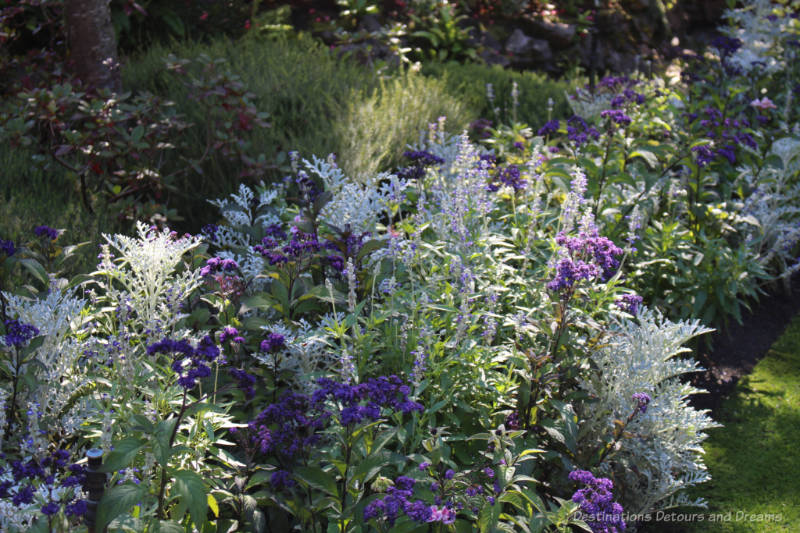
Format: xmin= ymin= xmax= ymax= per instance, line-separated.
xmin=157 ymin=389 xmax=188 ymax=519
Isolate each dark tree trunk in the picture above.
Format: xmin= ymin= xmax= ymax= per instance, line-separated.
xmin=64 ymin=0 xmax=121 ymax=91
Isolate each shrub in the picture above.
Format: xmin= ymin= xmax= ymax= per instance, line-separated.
xmin=578 ymin=308 xmax=718 ymax=515
xmin=335 ymin=69 xmax=474 ymax=180
xmin=422 ymin=61 xmax=574 ymax=127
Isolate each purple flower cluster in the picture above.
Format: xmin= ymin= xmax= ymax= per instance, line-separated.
xmin=691 ymin=144 xmax=715 ymax=168
xmin=615 ymin=294 xmax=643 ymax=315
xmin=230 ymin=367 xmax=256 ymax=399
xmin=487 ymin=164 xmax=526 ymax=192
xmin=597 ymin=76 xmax=638 ymax=91
xmin=260 ymin=332 xmax=286 ymax=353
xmin=0 ymin=239 xmax=15 ymax=257
xmin=600 ymin=109 xmax=632 ymax=127
xmin=0 ymin=450 xmax=87 ymax=518
xmin=147 ymin=335 xmax=221 ymax=390
xmin=632 ymin=392 xmax=651 ymax=414
xmin=3 ymin=319 xmax=40 ymax=348
xmin=295 ymin=170 xmax=322 ymax=202
xmin=610 ymin=88 xmax=645 ymax=108
xmin=568 ymin=470 xmax=626 ymax=532
xmin=201 ymin=224 xmax=219 ymax=243
xmin=312 ymin=375 xmax=423 ymax=426
xmin=249 ymin=391 xmax=325 ymax=463
xmin=253 ymin=229 xmax=326 ymax=267
xmin=538 ymin=119 xmax=560 ymax=136
xmin=548 ymin=231 xmax=623 ymax=292
xmin=567 ymin=115 xmax=600 ymax=146
xmin=33 ymin=225 xmax=58 ymax=240
xmin=397 ymin=151 xmax=446 ymax=181
xmin=220 ymin=326 xmax=245 ymax=344
xmin=710 ymin=35 xmax=742 ymax=61
xmin=688 ymin=106 xmax=757 ymax=166
xmin=364 ymin=476 xmax=456 ymax=525
xmin=200 ymin=257 xmax=239 ymax=277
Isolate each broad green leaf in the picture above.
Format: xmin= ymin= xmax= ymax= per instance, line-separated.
xmin=96 ymin=482 xmax=146 ymax=530
xmin=100 ymin=437 xmax=146 ymax=472
xmin=173 ymin=469 xmax=208 ymax=528
xmin=295 ymin=466 xmax=339 ymax=497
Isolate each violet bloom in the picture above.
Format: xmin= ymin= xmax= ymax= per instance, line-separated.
xmin=691 ymin=145 xmax=714 ymax=168
xmin=0 ymin=239 xmax=15 ymax=257
xmin=230 ymin=368 xmax=256 ymax=399
xmin=615 ymin=294 xmax=643 ymax=315
xmin=569 ymin=470 xmax=626 ymax=532
xmin=537 ymin=119 xmax=560 ymax=136
xmin=3 ymin=319 xmax=40 ymax=348
xmin=365 ymin=476 xmax=437 ymax=526
xmin=200 ymin=256 xmax=239 ymax=277
xmin=548 ymin=230 xmax=623 ymax=292
xmin=632 ymin=392 xmax=651 ymax=414
xmin=260 ymin=332 xmax=286 ymax=353
xmin=147 ymin=335 xmax=221 ymax=390
xmin=34 ymin=225 xmax=58 ymax=240
xmin=600 ymin=109 xmax=632 ymax=126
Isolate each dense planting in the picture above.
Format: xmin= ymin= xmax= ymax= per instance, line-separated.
xmin=0 ymin=1 xmax=799 ymax=532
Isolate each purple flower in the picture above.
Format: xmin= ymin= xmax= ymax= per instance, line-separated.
xmin=600 ymin=109 xmax=632 ymax=126
xmin=444 ymin=469 xmax=455 ymax=480
xmin=0 ymin=239 xmax=15 ymax=257
xmin=537 ymin=119 xmax=560 ymax=136
xmin=147 ymin=336 xmax=221 ymax=390
xmin=201 ymin=224 xmax=219 ymax=243
xmin=3 ymin=319 xmax=40 ymax=348
xmin=34 ymin=225 xmax=59 ymax=240
xmin=548 ymin=230 xmax=622 ymax=292
xmin=632 ymin=392 xmax=651 ymax=414
xmin=12 ymin=484 xmax=34 ymax=505
xmin=220 ymin=326 xmax=245 ymax=344
xmin=691 ymin=145 xmax=714 ymax=168
xmin=615 ymin=294 xmax=643 ymax=315
xmin=716 ymin=145 xmax=736 ymax=165
xmin=270 ymin=469 xmax=296 ymax=490
xmin=65 ymin=499 xmax=88 ymax=517
xmin=230 ymin=367 xmax=256 ymax=400
xmin=260 ymin=332 xmax=286 ymax=353
xmin=569 ymin=470 xmax=626 ymax=532
xmin=200 ymin=257 xmax=239 ymax=277
xmin=41 ymin=502 xmax=60 ymax=516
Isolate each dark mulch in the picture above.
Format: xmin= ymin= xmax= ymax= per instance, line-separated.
xmin=688 ymin=275 xmax=800 ymax=413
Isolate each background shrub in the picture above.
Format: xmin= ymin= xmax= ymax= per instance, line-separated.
xmin=422 ymin=61 xmax=574 ymax=128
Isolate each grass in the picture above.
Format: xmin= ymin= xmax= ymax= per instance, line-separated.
xmin=654 ymin=314 xmax=800 ymax=532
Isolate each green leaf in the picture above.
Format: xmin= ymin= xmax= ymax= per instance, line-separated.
xmin=350 ymin=453 xmax=386 ymax=486
xmin=100 ymin=437 xmax=146 ymax=472
xmin=173 ymin=469 xmax=208 ymax=528
xmin=629 ymin=150 xmax=659 ymax=169
xmin=153 ymin=418 xmax=178 ymax=466
xmin=294 ymin=466 xmax=339 ymax=497
xmin=20 ymin=258 xmax=48 ymax=286
xmin=478 ymin=500 xmax=502 ymax=532
xmin=96 ymin=482 xmax=146 ymax=530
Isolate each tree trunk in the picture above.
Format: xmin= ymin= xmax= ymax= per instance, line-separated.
xmin=64 ymin=0 xmax=121 ymax=91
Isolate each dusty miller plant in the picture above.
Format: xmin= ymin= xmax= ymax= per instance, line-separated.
xmin=578 ymin=307 xmax=719 ymax=515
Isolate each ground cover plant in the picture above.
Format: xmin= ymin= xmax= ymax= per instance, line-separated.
xmin=0 ymin=0 xmax=799 ymax=532
xmin=677 ymin=312 xmax=800 ymax=532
